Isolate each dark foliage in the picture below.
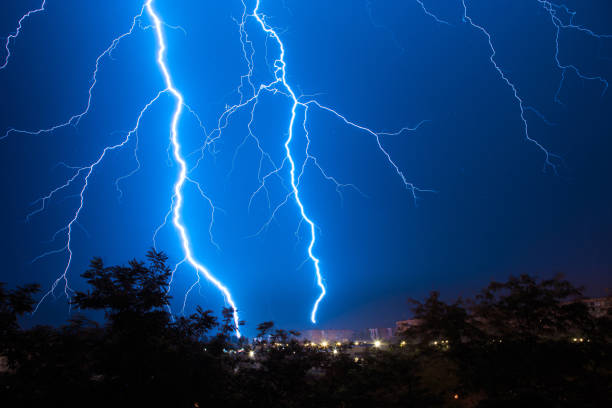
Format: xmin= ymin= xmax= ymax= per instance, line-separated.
xmin=404 ymin=274 xmax=612 ymax=406
xmin=0 ymin=255 xmax=610 ymax=407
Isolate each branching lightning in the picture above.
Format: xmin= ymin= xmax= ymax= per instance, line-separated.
xmin=4 ymin=1 xmax=242 ymax=336
xmin=0 ymin=1 xmax=46 ymax=70
xmin=536 ymin=1 xmax=610 ymax=104
xmin=459 ymin=0 xmax=610 ymax=172
xmin=1 ymin=5 xmax=145 ymax=140
xmin=461 ymin=0 xmax=560 ymax=173
xmin=205 ymin=0 xmax=433 ymax=323
xmin=2 ymin=0 xmax=608 ymax=334
xmin=32 ymin=90 xmax=166 ymax=311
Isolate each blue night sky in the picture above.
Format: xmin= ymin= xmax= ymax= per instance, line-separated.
xmin=1 ymin=0 xmax=611 ymax=336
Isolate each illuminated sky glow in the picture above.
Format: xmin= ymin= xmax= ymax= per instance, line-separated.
xmin=1 ymin=0 xmax=611 ymax=335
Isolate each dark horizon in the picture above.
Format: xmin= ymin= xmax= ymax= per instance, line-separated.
xmin=1 ymin=0 xmax=612 ymax=338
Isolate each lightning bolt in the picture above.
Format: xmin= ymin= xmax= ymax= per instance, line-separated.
xmin=144 ymin=0 xmax=241 ymax=336
xmin=4 ymin=1 xmax=241 ymax=336
xmin=0 ymin=0 xmax=434 ymax=330
xmin=5 ymin=0 xmax=606 ymax=335
xmin=0 ymin=1 xmax=46 ymax=70
xmin=248 ymin=1 xmax=327 ymax=323
xmin=200 ymin=0 xmax=432 ymax=324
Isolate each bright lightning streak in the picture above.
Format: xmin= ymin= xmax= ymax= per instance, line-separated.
xmin=10 ymin=0 xmax=602 ymax=334
xmin=0 ymin=1 xmax=46 ymax=70
xmin=5 ymin=1 xmax=241 ymax=336
xmin=144 ymin=0 xmax=241 ymax=337
xmin=217 ymin=0 xmax=431 ymax=324
xmin=248 ymin=1 xmax=325 ymax=323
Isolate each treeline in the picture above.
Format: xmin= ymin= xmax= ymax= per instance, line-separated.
xmin=401 ymin=275 xmax=611 ymax=406
xmin=1 ymin=250 xmax=610 ymax=407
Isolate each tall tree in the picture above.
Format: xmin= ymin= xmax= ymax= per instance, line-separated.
xmin=471 ymin=274 xmax=588 ymax=341
xmin=404 ymin=291 xmax=475 ymax=346
xmin=72 ymin=248 xmax=172 ymax=328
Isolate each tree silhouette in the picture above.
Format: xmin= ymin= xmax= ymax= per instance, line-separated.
xmin=1 ymin=260 xmax=610 ymax=407
xmin=405 ymin=291 xmax=475 ymax=346
xmin=472 ymin=274 xmax=589 ymax=341
xmin=0 ymin=282 xmax=40 ymax=370
xmin=72 ymin=249 xmax=172 ymax=325
xmin=0 ymin=282 xmax=39 ymax=337
xmin=256 ymin=321 xmax=274 ymax=340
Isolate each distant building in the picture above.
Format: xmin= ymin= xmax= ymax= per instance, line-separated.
xmin=367 ymin=327 xmax=395 ymax=341
xmin=300 ymin=329 xmax=355 ymax=343
xmin=300 ymin=327 xmax=397 ymax=343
